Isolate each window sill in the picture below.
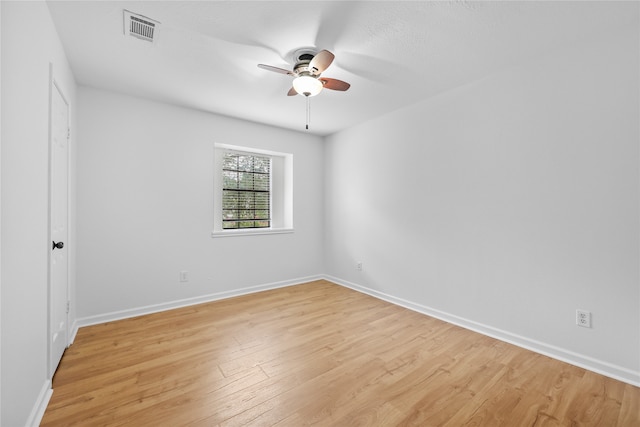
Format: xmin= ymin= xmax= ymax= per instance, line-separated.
xmin=211 ymin=228 xmax=294 ymax=238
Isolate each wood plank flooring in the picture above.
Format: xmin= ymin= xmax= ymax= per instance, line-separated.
xmin=42 ymin=280 xmax=640 ymax=426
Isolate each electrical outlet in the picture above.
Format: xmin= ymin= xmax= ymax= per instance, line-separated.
xmin=356 ymin=262 xmax=363 ymax=271
xmin=179 ymin=270 xmax=189 ymax=283
xmin=576 ymin=309 xmax=591 ymax=328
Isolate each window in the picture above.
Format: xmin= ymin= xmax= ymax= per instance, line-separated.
xmin=222 ymin=152 xmax=271 ymax=229
xmin=212 ymin=144 xmax=293 ymax=237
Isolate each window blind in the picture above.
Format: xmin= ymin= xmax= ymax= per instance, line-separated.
xmin=222 ymin=152 xmax=271 ymax=229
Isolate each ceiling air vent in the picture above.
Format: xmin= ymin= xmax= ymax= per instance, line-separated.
xmin=123 ymin=10 xmax=159 ymax=43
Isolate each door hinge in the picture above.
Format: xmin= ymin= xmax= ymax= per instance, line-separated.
xmin=66 ymin=301 xmax=70 ymax=314
xmin=67 ymin=128 xmax=71 ymax=139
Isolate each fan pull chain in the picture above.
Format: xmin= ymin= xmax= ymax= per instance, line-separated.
xmin=305 ymin=95 xmax=310 ymax=130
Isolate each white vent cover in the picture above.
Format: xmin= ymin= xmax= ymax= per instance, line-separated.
xmin=123 ymin=10 xmax=159 ymax=43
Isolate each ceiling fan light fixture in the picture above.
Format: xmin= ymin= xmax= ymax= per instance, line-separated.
xmin=292 ymin=75 xmax=323 ymax=97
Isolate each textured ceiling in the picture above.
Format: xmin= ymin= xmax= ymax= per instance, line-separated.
xmin=47 ymin=1 xmax=636 ymax=135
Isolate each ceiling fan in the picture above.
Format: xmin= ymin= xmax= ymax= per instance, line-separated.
xmin=258 ymin=49 xmax=350 ymax=97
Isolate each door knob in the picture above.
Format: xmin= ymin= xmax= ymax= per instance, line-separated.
xmin=52 ymin=241 xmax=64 ymax=250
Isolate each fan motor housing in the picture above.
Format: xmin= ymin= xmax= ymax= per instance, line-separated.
xmin=290 ymin=47 xmax=318 ymax=74
xmin=294 ymin=64 xmax=313 ymax=75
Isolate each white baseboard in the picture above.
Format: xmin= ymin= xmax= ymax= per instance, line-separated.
xmin=75 ymin=275 xmax=324 ymax=329
xmin=26 ymin=380 xmax=52 ymax=427
xmin=69 ymin=318 xmax=79 ymax=345
xmin=324 ymin=275 xmax=640 ymax=387
xmin=71 ymin=273 xmax=639 ymax=387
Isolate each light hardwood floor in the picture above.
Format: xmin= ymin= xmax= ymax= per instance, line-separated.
xmin=42 ymin=280 xmax=639 ymax=426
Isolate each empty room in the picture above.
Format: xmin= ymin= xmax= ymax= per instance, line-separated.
xmin=1 ymin=1 xmax=639 ymax=426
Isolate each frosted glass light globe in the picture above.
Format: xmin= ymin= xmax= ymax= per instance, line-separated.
xmin=292 ymin=75 xmax=323 ymax=97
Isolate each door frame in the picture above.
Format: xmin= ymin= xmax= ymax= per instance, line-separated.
xmin=48 ymin=64 xmax=71 ymax=379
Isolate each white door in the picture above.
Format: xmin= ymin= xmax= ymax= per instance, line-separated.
xmin=50 ymin=80 xmax=69 ymax=376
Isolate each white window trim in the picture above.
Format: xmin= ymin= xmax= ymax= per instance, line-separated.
xmin=210 ymin=228 xmax=294 ymax=238
xmin=212 ymin=143 xmax=293 ymax=238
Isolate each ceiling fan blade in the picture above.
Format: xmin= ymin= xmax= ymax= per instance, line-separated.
xmin=320 ymin=78 xmax=350 ymax=91
xmin=309 ymin=50 xmax=335 ymax=75
xmin=287 ymin=87 xmax=298 ymax=96
xmin=258 ymin=64 xmax=293 ymax=75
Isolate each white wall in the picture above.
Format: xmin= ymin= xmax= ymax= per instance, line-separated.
xmin=1 ymin=1 xmax=77 ymax=425
xmin=76 ymin=87 xmax=324 ymax=320
xmin=324 ymin=24 xmax=639 ymax=384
